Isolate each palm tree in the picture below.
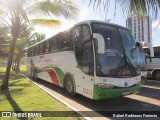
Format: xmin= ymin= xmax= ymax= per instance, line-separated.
xmin=0 ymin=24 xmax=10 ymax=59
xmin=0 ymin=24 xmax=10 ymax=42
xmin=0 ymin=0 xmax=78 ymax=90
xmin=34 ymin=33 xmax=46 ymax=42
xmin=85 ymin=0 xmax=160 ymax=18
xmin=3 ymin=25 xmax=45 ymax=73
xmin=14 ymin=26 xmax=46 ymax=74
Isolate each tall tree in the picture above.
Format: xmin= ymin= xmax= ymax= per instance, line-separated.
xmin=0 ymin=24 xmax=10 ymax=59
xmin=0 ymin=0 xmax=78 ymax=90
xmin=0 ymin=24 xmax=10 ymax=42
xmin=34 ymin=33 xmax=46 ymax=42
xmin=14 ymin=26 xmax=46 ymax=74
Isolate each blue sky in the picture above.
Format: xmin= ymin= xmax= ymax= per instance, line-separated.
xmin=35 ymin=0 xmax=160 ymax=46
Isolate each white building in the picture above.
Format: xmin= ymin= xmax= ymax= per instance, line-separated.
xmin=126 ymin=15 xmax=154 ymax=57
xmin=126 ymin=15 xmax=152 ymax=44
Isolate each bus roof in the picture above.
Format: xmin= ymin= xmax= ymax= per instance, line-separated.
xmin=75 ymin=20 xmax=130 ymax=30
xmin=26 ymin=20 xmax=130 ymax=49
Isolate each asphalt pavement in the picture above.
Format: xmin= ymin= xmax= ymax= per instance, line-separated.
xmin=23 ymin=75 xmax=160 ymax=120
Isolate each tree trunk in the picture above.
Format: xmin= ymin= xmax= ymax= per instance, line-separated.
xmin=12 ymin=61 xmax=16 ymax=71
xmin=1 ymin=19 xmax=20 ymax=90
xmin=1 ymin=36 xmax=17 ymax=90
xmin=15 ymin=54 xmax=21 ymax=74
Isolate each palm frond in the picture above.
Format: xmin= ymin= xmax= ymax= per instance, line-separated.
xmin=0 ymin=24 xmax=10 ymax=40
xmin=31 ymin=19 xmax=61 ymax=28
xmin=26 ymin=0 xmax=79 ymax=20
xmin=20 ymin=7 xmax=30 ymax=24
xmin=34 ymin=33 xmax=46 ymax=42
xmin=0 ymin=7 xmax=7 ymax=17
xmin=87 ymin=0 xmax=111 ymax=18
xmin=0 ymin=8 xmax=4 ymax=15
xmin=85 ymin=0 xmax=160 ymax=19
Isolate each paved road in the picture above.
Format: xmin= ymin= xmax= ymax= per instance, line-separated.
xmin=26 ymin=76 xmax=160 ymax=119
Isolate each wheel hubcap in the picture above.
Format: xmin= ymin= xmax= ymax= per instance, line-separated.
xmin=67 ymin=80 xmax=73 ymax=93
xmin=156 ymin=71 xmax=160 ymax=80
xmin=34 ymin=72 xmax=37 ymax=79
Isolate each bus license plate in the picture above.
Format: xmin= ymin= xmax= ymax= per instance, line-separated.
xmin=122 ymin=91 xmax=129 ymax=95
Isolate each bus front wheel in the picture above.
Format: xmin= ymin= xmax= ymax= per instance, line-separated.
xmin=64 ymin=76 xmax=76 ymax=97
xmin=153 ymin=70 xmax=160 ymax=81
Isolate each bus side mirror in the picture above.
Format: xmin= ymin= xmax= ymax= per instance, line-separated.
xmin=136 ymin=42 xmax=140 ymax=47
xmin=93 ymin=33 xmax=105 ymax=54
xmin=131 ymin=42 xmax=141 ymax=52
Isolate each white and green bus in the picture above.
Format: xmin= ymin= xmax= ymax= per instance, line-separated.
xmin=143 ymin=45 xmax=160 ymax=80
xmin=26 ymin=20 xmax=142 ymax=100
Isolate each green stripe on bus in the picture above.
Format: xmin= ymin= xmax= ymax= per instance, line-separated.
xmin=38 ymin=66 xmax=64 ymax=86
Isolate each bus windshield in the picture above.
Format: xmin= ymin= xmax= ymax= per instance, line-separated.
xmin=92 ymin=23 xmax=140 ymax=77
xmin=138 ymin=44 xmax=146 ymax=70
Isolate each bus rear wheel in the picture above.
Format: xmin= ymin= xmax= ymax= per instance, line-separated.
xmin=31 ymin=69 xmax=34 ymax=79
xmin=64 ymin=76 xmax=76 ymax=97
xmin=153 ymin=70 xmax=160 ymax=81
xmin=33 ymin=70 xmax=38 ymax=81
xmin=31 ymin=69 xmax=38 ymax=81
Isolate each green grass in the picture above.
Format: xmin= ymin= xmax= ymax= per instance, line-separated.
xmin=0 ymin=65 xmax=27 ymax=74
xmin=0 ymin=66 xmax=83 ymax=120
xmin=0 ymin=66 xmax=9 ymax=73
xmin=19 ymin=65 xmax=27 ymax=74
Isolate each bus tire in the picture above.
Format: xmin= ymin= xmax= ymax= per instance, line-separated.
xmin=31 ymin=69 xmax=34 ymax=79
xmin=64 ymin=76 xmax=76 ymax=97
xmin=153 ymin=70 xmax=160 ymax=81
xmin=33 ymin=69 xmax=38 ymax=81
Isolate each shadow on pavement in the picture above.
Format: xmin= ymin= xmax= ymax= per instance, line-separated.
xmin=33 ymin=78 xmax=160 ymax=117
xmin=139 ymin=86 xmax=160 ymax=100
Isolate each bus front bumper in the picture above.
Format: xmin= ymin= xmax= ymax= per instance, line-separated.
xmin=93 ymin=85 xmax=141 ymax=100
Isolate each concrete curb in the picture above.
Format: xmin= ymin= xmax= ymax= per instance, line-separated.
xmin=20 ymin=74 xmax=92 ymax=120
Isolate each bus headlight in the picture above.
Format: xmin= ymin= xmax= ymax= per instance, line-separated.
xmin=97 ymin=83 xmax=114 ymax=89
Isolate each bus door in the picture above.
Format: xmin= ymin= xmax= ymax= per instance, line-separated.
xmin=72 ymin=24 xmax=94 ymax=99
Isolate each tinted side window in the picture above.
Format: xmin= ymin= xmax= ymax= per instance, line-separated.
xmin=73 ymin=25 xmax=82 ymax=65
xmin=29 ymin=49 xmax=32 ymax=56
xmin=34 ymin=46 xmax=36 ymax=55
xmin=31 ymin=47 xmax=34 ymax=56
xmin=34 ymin=45 xmax=39 ymax=55
xmin=50 ymin=37 xmax=56 ymax=52
xmin=82 ymin=41 xmax=94 ymax=75
xmin=44 ymin=41 xmax=50 ymax=53
xmin=72 ymin=24 xmax=91 ymax=66
xmin=39 ymin=43 xmax=44 ymax=54
xmin=53 ymin=35 xmax=60 ymax=52
xmin=35 ymin=45 xmax=39 ymax=55
xmin=27 ymin=49 xmax=30 ymax=57
xmin=49 ymin=40 xmax=52 ymax=52
xmin=82 ymin=25 xmax=91 ymax=41
xmin=59 ymin=33 xmax=65 ymax=50
xmin=154 ymin=47 xmax=160 ymax=57
xmin=60 ymin=30 xmax=72 ymax=51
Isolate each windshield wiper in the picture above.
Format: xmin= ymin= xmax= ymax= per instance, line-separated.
xmin=115 ymin=56 xmax=137 ymax=76
xmin=126 ymin=57 xmax=137 ymax=76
